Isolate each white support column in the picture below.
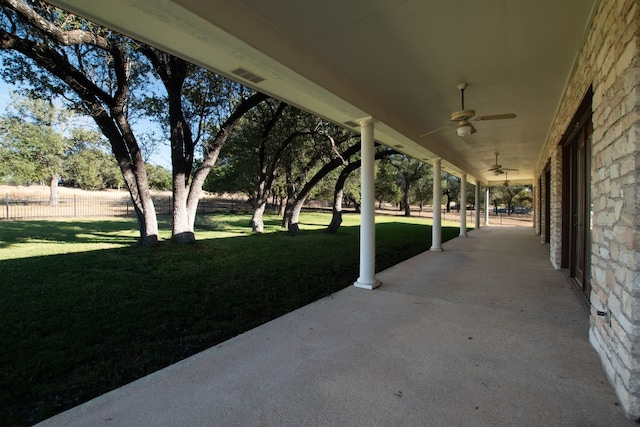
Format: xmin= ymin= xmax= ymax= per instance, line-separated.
xmin=431 ymin=158 xmax=442 ymax=251
xmin=354 ymin=118 xmax=380 ymax=290
xmin=460 ymin=173 xmax=468 ymax=237
xmin=475 ymin=181 xmax=481 ymax=229
xmin=485 ymin=187 xmax=490 ymax=225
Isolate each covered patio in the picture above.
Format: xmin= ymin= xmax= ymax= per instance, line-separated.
xmin=38 ymin=226 xmax=633 ymax=426
xmin=40 ymin=0 xmax=640 ymax=419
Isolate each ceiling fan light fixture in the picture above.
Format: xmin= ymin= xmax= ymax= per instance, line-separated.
xmin=457 ymin=125 xmax=471 ymax=137
xmin=456 ymin=121 xmax=475 ymax=137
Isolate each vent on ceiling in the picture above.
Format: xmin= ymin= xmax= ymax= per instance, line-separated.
xmin=231 ymin=67 xmax=265 ymax=84
xmin=343 ymin=121 xmax=359 ymax=127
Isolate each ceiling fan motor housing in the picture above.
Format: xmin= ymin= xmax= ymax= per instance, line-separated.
xmin=451 ymin=109 xmax=476 ymax=122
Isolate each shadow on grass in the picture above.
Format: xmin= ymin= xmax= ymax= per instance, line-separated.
xmin=0 ymin=219 xmax=139 ymax=249
xmin=0 ymin=218 xmax=462 ymax=426
xmin=195 ymin=216 xmax=283 ymax=232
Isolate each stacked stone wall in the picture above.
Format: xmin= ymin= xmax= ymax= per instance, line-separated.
xmin=548 ymin=146 xmax=563 ymax=269
xmin=534 ymin=0 xmax=640 ymax=418
xmin=538 ymin=167 xmax=548 ymax=244
xmin=532 ymin=180 xmax=543 ymax=236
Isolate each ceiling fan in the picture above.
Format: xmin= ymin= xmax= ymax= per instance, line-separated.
xmin=421 ymin=83 xmax=517 ymax=138
xmin=488 ymin=152 xmax=518 ymax=175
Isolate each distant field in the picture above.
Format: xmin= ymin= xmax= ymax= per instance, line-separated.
xmin=0 ymin=185 xmax=247 ymax=220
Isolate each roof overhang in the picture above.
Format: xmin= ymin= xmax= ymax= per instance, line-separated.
xmin=47 ymin=0 xmax=598 ymax=185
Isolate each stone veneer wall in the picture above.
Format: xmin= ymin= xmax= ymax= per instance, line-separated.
xmin=533 ymin=181 xmax=539 ymax=236
xmin=534 ymin=0 xmax=640 ymax=419
xmin=537 ymin=167 xmax=547 ymax=243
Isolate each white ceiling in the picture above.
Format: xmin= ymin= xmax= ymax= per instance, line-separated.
xmin=48 ymin=0 xmax=597 ymax=185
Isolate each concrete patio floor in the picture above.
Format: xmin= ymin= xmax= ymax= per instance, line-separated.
xmin=38 ymin=226 xmax=635 ymax=426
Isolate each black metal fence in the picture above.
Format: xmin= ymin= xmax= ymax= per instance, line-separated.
xmin=1 ymin=193 xmax=533 ymax=226
xmin=1 ymin=194 xmax=249 ymax=220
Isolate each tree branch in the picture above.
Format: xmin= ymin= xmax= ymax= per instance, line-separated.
xmin=2 ymin=0 xmax=111 ymax=49
xmin=0 ymin=28 xmax=114 ymax=107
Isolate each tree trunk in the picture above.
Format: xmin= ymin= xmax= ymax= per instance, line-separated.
xmin=49 ymin=174 xmax=59 ymax=207
xmin=327 ymin=188 xmax=344 ymax=233
xmin=172 ymin=171 xmax=194 ymax=243
xmin=278 ymin=195 xmax=287 ymax=217
xmin=281 ymin=178 xmax=296 ymax=228
xmin=403 ymin=182 xmax=411 ymax=217
xmin=327 ymin=158 xmax=359 ymax=233
xmin=285 ymin=195 xmax=307 ymax=235
xmin=250 ymin=170 xmax=270 ymax=233
xmin=506 ymin=189 xmax=515 ymax=216
xmin=128 ymin=161 xmax=159 ymax=247
xmin=113 ymin=108 xmax=159 ymax=247
xmin=251 ymin=200 xmax=267 ymax=233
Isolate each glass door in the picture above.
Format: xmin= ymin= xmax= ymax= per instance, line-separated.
xmin=561 ymin=90 xmax=592 ymax=302
xmin=574 ymin=125 xmax=591 ymax=296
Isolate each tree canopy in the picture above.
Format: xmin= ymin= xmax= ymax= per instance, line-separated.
xmin=0 ymin=0 xmax=267 ymax=244
xmin=0 ymin=97 xmax=64 ymax=186
xmin=1 ymin=0 xmax=498 ymax=238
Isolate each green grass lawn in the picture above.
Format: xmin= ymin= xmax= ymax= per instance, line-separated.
xmin=0 ymin=212 xmax=466 ymax=425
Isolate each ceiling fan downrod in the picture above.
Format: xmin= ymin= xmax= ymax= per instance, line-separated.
xmin=458 ymin=82 xmax=467 ymax=110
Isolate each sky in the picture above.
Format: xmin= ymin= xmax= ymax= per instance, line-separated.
xmin=0 ymin=80 xmax=13 ymax=110
xmin=0 ymin=80 xmax=172 ymax=169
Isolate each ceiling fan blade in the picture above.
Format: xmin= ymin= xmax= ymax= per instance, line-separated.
xmin=494 ymin=169 xmax=505 ymax=175
xmin=488 ymin=165 xmax=502 ymax=171
xmin=420 ymin=123 xmax=453 ymax=137
xmin=501 ymin=167 xmax=519 ymax=171
xmin=475 ymin=113 xmax=517 ymax=121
